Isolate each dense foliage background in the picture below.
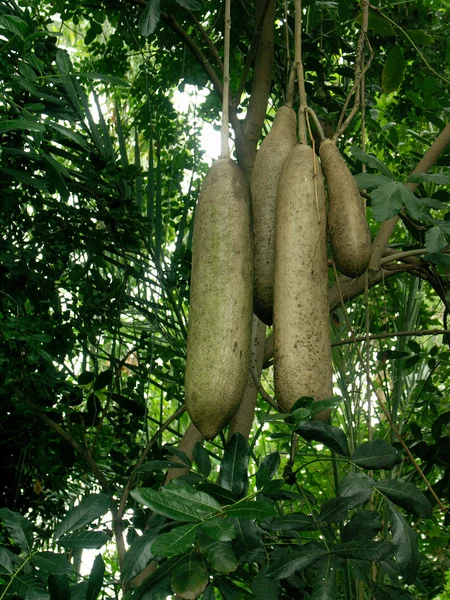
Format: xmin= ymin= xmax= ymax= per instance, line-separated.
xmin=1 ymin=0 xmax=449 ymax=598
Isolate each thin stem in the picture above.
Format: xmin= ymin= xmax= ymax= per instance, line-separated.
xmin=234 ymin=0 xmax=273 ymax=106
xmin=332 ymin=328 xmax=450 ymax=348
xmin=118 ymin=405 xmax=186 ymax=518
xmin=294 ymin=0 xmax=307 ymax=144
xmin=370 ymin=4 xmax=450 ymax=86
xmin=335 ymin=0 xmax=370 ymax=138
xmin=221 ymin=0 xmax=231 ymax=158
xmin=332 ymin=263 xmax=449 ymax=514
xmin=369 ymin=122 xmax=450 ymax=272
xmin=185 ymin=8 xmax=223 ymax=71
xmin=285 ymin=65 xmax=296 ymax=108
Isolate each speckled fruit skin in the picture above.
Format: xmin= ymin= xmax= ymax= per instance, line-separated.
xmin=251 ymin=106 xmax=297 ymax=326
xmin=274 ymin=144 xmax=333 ymax=417
xmin=185 ymin=158 xmax=253 ymax=440
xmin=320 ymin=139 xmax=371 ymax=278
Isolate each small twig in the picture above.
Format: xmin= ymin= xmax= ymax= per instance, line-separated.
xmin=234 ymin=0 xmax=273 ymax=106
xmin=332 ymin=263 xmax=448 ymax=514
xmin=220 ymin=0 xmax=231 ymax=158
xmin=184 ymin=8 xmax=223 ymax=72
xmin=335 ymin=0 xmax=371 ymax=138
xmin=369 ymin=4 xmax=450 ymax=86
xmin=294 ymin=0 xmax=307 ymax=145
xmin=332 ymin=328 xmax=450 ymax=348
xmin=369 ymin=122 xmax=450 ymax=272
xmin=285 ymin=65 xmax=296 ymax=107
xmin=118 ymin=405 xmax=186 ymax=518
xmin=23 ymin=397 xmax=111 ymax=491
xmin=250 ymin=368 xmax=279 ymax=410
xmin=306 ymin=106 xmax=325 ymax=141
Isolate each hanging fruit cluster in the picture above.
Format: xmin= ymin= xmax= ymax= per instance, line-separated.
xmin=184 ymin=100 xmax=371 ymax=439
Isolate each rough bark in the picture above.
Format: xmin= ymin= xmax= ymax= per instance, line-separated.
xmin=228 ymin=316 xmax=266 ymax=439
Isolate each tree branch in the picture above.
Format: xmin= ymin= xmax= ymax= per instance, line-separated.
xmin=117 ymin=405 xmax=186 ymax=519
xmin=369 ymin=122 xmax=450 ymax=271
xmin=235 ymin=0 xmax=276 ymax=177
xmin=233 ymin=0 xmax=273 ymax=107
xmin=184 ymin=8 xmax=223 ymax=72
xmin=120 ymin=0 xmax=223 ymax=99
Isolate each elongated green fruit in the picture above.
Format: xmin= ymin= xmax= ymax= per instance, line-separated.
xmin=274 ymin=144 xmax=332 ymax=415
xmin=185 ymin=158 xmax=253 ymax=440
xmin=320 ymin=139 xmax=371 ymax=277
xmin=251 ymin=106 xmax=297 ymax=325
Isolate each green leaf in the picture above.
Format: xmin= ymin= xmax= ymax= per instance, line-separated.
xmin=296 ymin=421 xmax=350 ymax=457
xmin=56 ymin=50 xmax=72 ymax=74
xmin=0 ymin=119 xmax=45 ymax=133
xmin=371 ymin=182 xmax=404 ymax=221
xmin=138 ymin=0 xmax=161 ymax=37
xmin=252 ymin=566 xmax=281 ymax=600
xmin=140 ymin=554 xmax=187 ymax=597
xmin=402 ymin=192 xmax=424 ymax=221
xmin=86 ymin=555 xmax=104 ymax=600
xmin=200 ymin=517 xmax=236 ymax=542
xmin=341 ymin=511 xmax=382 ymax=542
xmin=256 ymin=452 xmax=280 ymax=489
xmin=48 ymin=574 xmax=71 ymax=600
xmin=77 ymin=73 xmax=129 ymax=87
xmin=152 ymin=523 xmax=199 ymax=557
xmin=225 ymin=501 xmax=276 ymax=519
xmin=266 ymin=513 xmax=317 ymax=531
xmin=267 ymin=542 xmax=328 ymax=578
xmin=122 ymin=532 xmax=159 ymax=581
xmin=220 ymin=433 xmax=250 ymax=497
xmin=373 ymin=480 xmax=432 ymax=517
xmin=404 ymin=29 xmax=435 ymax=46
xmin=199 ymin=535 xmax=238 ymax=574
xmin=382 ymin=45 xmax=405 ymax=93
xmin=48 ymin=123 xmax=88 ymax=148
xmin=310 ymin=555 xmax=338 ymax=600
xmin=193 ymin=442 xmax=211 ymax=478
xmin=77 ymin=371 xmax=95 ymax=385
xmin=232 ymin=518 xmax=262 ymax=562
xmin=176 ymin=0 xmax=202 ymax=9
xmin=161 ymin=445 xmax=192 ymax=467
xmin=408 ymin=172 xmax=450 ymax=185
xmin=170 ymin=554 xmax=208 ymax=599
xmin=420 ymin=197 xmax=448 ymax=211
xmin=319 ymin=489 xmax=372 ymax=524
xmin=425 ymin=253 xmax=450 ymax=269
xmin=339 ymin=473 xmax=374 ymax=497
xmin=56 ymin=531 xmax=109 ymax=549
xmin=354 ymin=173 xmax=394 ymax=191
xmin=197 ymin=482 xmax=237 ymax=505
xmin=425 ymin=226 xmax=447 ymax=254
xmin=94 ymin=369 xmax=113 ymax=390
xmin=309 ymin=396 xmax=344 ymax=418
xmin=0 ymin=546 xmax=19 ymax=574
xmin=350 ymin=147 xmax=394 ymax=178
xmin=134 ymin=460 xmax=188 ymax=473
xmin=11 ymin=575 xmax=50 ymax=600
xmin=0 ymin=508 xmax=33 ymax=553
xmin=333 ymin=540 xmax=395 ymax=561
xmin=54 ymin=494 xmax=110 ymax=540
xmin=131 ymin=483 xmax=220 ymax=522
xmin=369 ymin=582 xmax=416 ymax=599
xmin=215 ymin=577 xmax=246 ymax=600
xmin=352 ymin=439 xmax=402 ymax=470
xmin=32 ymin=552 xmax=72 ymax=575
xmin=390 ymin=505 xmax=421 ymax=583
xmin=202 ymin=585 xmax=216 ymax=600
xmin=359 ymin=9 xmax=395 ymax=36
